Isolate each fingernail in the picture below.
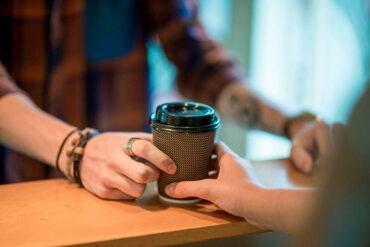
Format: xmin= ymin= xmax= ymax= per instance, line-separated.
xmin=166 ymin=183 xmax=176 ymax=195
xmin=168 ymin=163 xmax=177 ymax=174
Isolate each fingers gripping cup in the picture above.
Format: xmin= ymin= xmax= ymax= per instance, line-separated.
xmin=150 ymin=102 xmax=220 ymax=205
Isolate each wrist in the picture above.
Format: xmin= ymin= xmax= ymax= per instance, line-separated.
xmin=58 ymin=128 xmax=100 ymax=186
xmin=57 ymin=130 xmax=80 ymax=178
xmin=287 ymin=120 xmax=309 ymax=139
xmin=283 ymin=111 xmax=321 ymax=139
xmin=238 ymin=184 xmax=268 ymax=227
xmin=236 ymin=182 xmax=265 ymax=216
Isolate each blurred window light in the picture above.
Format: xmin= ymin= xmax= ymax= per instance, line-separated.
xmin=247 ymin=0 xmax=369 ymax=160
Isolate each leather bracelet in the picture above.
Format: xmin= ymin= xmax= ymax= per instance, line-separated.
xmin=283 ymin=111 xmax=321 ymax=139
xmin=72 ymin=128 xmax=100 ymax=187
xmin=55 ymin=128 xmax=79 ymax=172
xmin=63 ymin=128 xmax=99 ymax=186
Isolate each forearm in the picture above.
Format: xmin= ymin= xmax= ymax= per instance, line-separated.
xmin=216 ymin=83 xmax=288 ymax=136
xmin=0 ymin=93 xmax=75 ymax=167
xmin=242 ymin=185 xmax=315 ymax=234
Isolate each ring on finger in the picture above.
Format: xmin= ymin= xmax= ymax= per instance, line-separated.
xmin=125 ymin=137 xmax=141 ymax=157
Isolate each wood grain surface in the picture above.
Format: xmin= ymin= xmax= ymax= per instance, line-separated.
xmin=0 ymin=159 xmax=314 ymax=247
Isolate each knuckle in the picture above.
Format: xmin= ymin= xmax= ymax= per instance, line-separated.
xmin=96 ymin=187 xmax=110 ymax=199
xmin=136 ymin=141 xmax=150 ymax=154
xmin=107 ymin=160 xmax=116 ymax=169
xmin=99 ymin=172 xmax=111 ymax=186
xmin=135 ymin=167 xmax=152 ymax=183
xmin=200 ymin=187 xmax=210 ymax=198
xmin=152 ymin=169 xmax=160 ymax=180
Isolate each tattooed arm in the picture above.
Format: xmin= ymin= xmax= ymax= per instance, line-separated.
xmin=216 ymin=82 xmax=289 ymax=136
xmin=216 ymin=82 xmax=334 ymax=175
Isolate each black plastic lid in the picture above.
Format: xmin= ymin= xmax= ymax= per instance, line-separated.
xmin=150 ymin=102 xmax=220 ymax=133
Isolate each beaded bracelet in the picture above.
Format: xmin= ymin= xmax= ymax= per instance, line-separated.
xmin=65 ymin=128 xmax=100 ymax=187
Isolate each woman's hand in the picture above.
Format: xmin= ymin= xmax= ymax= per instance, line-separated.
xmin=71 ymin=132 xmax=176 ymax=200
xmin=165 ymin=142 xmax=315 ymax=234
xmin=165 ymin=142 xmax=263 ymax=220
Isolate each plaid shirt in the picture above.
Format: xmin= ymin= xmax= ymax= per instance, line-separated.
xmin=0 ymin=0 xmax=243 ymax=183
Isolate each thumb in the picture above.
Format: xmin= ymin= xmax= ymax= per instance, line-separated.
xmin=165 ymin=179 xmax=217 ymax=201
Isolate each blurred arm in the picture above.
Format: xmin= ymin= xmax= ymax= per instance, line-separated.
xmin=241 ymin=187 xmax=315 ymax=234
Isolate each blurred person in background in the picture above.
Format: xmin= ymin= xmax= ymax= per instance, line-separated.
xmin=0 ymin=0 xmax=330 ymax=199
xmin=166 ymin=0 xmax=369 ymax=243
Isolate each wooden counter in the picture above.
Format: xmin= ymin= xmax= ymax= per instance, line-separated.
xmin=0 ymin=159 xmax=314 ymax=247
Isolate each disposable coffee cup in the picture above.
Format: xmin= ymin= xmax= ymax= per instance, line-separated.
xmin=149 ymin=102 xmax=220 ymax=205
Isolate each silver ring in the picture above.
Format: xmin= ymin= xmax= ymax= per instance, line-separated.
xmin=125 ymin=137 xmax=141 ymax=157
